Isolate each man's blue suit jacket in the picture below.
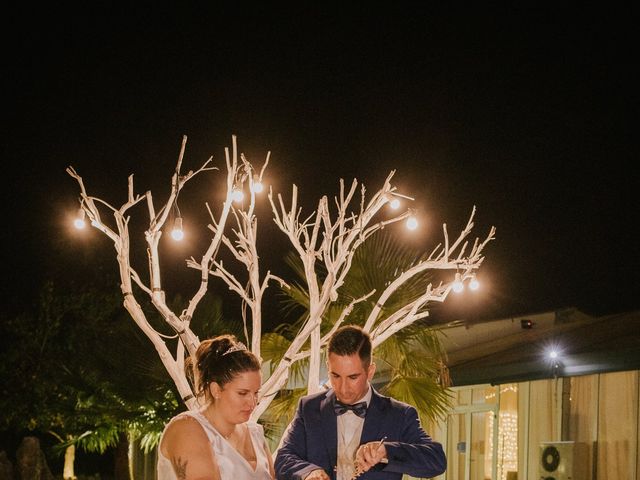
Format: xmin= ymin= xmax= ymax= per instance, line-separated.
xmin=274 ymin=387 xmax=446 ymax=479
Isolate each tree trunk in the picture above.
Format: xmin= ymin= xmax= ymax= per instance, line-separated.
xmin=113 ymin=433 xmax=130 ymax=480
xmin=62 ymin=443 xmax=76 ymax=479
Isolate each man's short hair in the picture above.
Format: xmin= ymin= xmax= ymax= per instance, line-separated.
xmin=327 ymin=325 xmax=372 ymax=366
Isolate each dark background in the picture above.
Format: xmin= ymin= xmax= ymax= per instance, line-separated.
xmin=4 ymin=5 xmax=638 ymax=323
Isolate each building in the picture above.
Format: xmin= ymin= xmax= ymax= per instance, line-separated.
xmin=426 ymin=308 xmax=640 ymax=480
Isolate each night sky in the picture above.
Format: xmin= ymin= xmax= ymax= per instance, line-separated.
xmin=4 ymin=5 xmax=638 ymax=323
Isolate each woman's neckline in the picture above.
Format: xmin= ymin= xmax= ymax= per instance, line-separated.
xmin=200 ymin=407 xmax=236 ymax=439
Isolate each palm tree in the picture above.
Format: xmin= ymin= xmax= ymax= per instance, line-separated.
xmin=0 ymin=280 xmax=238 ymax=479
xmin=260 ymin=230 xmax=452 ymax=444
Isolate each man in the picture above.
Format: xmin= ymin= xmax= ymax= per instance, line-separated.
xmin=275 ymin=325 xmax=446 ymax=480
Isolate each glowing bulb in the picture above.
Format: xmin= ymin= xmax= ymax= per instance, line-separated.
xmin=73 ymin=209 xmax=86 ymax=230
xmin=252 ymin=181 xmax=264 ymax=193
xmin=469 ymin=275 xmax=480 ymax=291
xmin=406 ymin=216 xmax=418 ymax=230
xmin=171 ymin=217 xmax=184 ymax=241
xmin=171 ymin=229 xmax=184 ymax=241
xmin=452 ymin=273 xmax=464 ymax=293
xmin=549 ymin=350 xmax=558 ymax=359
xmin=389 ymin=198 xmax=401 ymax=209
xmin=231 ymin=189 xmax=244 ymax=203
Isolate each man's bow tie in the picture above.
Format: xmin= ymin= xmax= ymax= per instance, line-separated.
xmin=334 ymin=400 xmax=367 ymax=418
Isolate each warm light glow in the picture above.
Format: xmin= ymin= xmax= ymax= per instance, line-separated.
xmin=549 ymin=350 xmax=558 ymax=359
xmin=488 ymin=410 xmax=518 ymax=480
xmin=231 ymin=189 xmax=244 ymax=202
xmin=252 ymin=181 xmax=264 ymax=193
xmin=389 ymin=198 xmax=401 ymax=209
xmin=469 ymin=275 xmax=480 ymax=291
xmin=452 ymin=273 xmax=464 ymax=293
xmin=171 ymin=228 xmax=184 ymax=241
xmin=171 ymin=217 xmax=184 ymax=241
xmin=73 ymin=209 xmax=86 ymax=229
xmin=406 ymin=216 xmax=418 ymax=230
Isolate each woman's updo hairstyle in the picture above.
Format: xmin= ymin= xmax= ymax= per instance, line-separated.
xmin=187 ymin=334 xmax=261 ymax=401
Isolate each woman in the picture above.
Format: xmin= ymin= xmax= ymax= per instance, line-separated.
xmin=157 ymin=335 xmax=275 ymax=479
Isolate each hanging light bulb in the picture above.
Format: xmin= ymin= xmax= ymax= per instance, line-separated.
xmin=389 ymin=198 xmax=401 ymax=210
xmin=469 ymin=274 xmax=480 ymax=291
xmin=406 ymin=216 xmax=418 ymax=231
xmin=231 ymin=188 xmax=244 ymax=203
xmin=452 ymin=272 xmax=464 ymax=293
xmin=171 ymin=216 xmax=184 ymax=241
xmin=73 ymin=209 xmax=86 ymax=230
xmin=251 ymin=177 xmax=264 ymax=193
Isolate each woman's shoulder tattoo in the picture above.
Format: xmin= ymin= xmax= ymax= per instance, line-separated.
xmin=171 ymin=455 xmax=188 ymax=479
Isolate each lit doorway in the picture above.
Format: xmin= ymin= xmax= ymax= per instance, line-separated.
xmin=446 ymin=405 xmax=498 ymax=480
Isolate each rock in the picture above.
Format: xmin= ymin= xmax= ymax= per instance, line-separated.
xmin=0 ymin=450 xmax=14 ymax=480
xmin=15 ymin=437 xmax=54 ymax=480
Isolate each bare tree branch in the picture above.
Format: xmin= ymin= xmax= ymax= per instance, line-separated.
xmin=68 ymin=135 xmax=495 ymax=425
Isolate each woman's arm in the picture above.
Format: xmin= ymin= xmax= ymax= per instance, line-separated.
xmin=161 ymin=417 xmax=221 ymax=480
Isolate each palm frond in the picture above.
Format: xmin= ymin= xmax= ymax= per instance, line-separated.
xmin=277 ymin=230 xmax=451 ymax=422
xmin=261 ymin=388 xmax=307 ymax=445
xmin=261 ymin=332 xmax=309 ymax=386
xmin=382 ymin=375 xmax=452 ymax=423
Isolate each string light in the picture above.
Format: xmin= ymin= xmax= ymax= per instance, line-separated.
xmin=452 ymin=272 xmax=464 ymax=293
xmin=389 ymin=198 xmax=401 ymax=210
xmin=251 ymin=177 xmax=264 ymax=193
xmin=73 ymin=209 xmax=86 ymax=230
xmin=231 ymin=188 xmax=244 ymax=203
xmin=170 ymin=216 xmax=184 ymax=241
xmin=469 ymin=274 xmax=480 ymax=291
xmin=406 ymin=216 xmax=418 ymax=230
xmin=484 ymin=384 xmax=519 ymax=480
xmin=169 ymin=203 xmax=184 ymax=241
xmin=488 ymin=411 xmax=518 ymax=480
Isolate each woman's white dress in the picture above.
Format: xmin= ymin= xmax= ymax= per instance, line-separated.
xmin=157 ymin=410 xmax=272 ymax=479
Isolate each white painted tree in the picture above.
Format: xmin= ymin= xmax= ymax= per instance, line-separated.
xmin=67 ymin=135 xmax=495 ymax=421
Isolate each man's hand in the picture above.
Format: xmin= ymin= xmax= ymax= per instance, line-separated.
xmin=304 ymin=468 xmax=330 ymax=479
xmin=354 ymin=439 xmax=387 ymax=474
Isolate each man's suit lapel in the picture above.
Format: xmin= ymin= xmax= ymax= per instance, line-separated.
xmin=320 ymin=390 xmax=338 ymax=472
xmin=360 ymin=387 xmax=386 ymax=443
